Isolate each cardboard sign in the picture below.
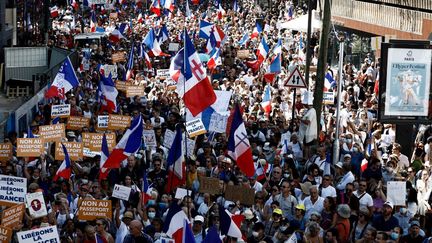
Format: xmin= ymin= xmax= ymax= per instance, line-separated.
xmin=0 ymin=143 xmax=12 ymax=163
xmin=38 ymin=123 xmax=65 ymax=142
xmin=168 ymin=43 xmax=180 ymax=52
xmin=77 ymin=199 xmax=112 ymax=221
xmin=126 ymin=85 xmax=145 ymax=97
xmin=224 ymin=185 xmax=255 ymax=206
xmin=55 ymin=142 xmax=83 ymax=161
xmin=0 ymin=175 xmax=27 ymax=206
xmin=387 ymin=181 xmax=406 ymax=206
xmin=237 ymin=50 xmax=250 ymax=59
xmin=112 ymin=52 xmax=126 ymax=63
xmin=67 ymin=116 xmax=90 ymax=130
xmin=109 ymin=12 xmax=118 ymax=20
xmin=26 ymin=192 xmax=47 ymax=219
xmin=143 ymin=130 xmax=157 ymax=147
xmin=115 ymin=80 xmax=132 ymax=92
xmin=323 ymin=92 xmax=335 ymax=105
xmin=108 ymin=115 xmax=131 ymax=130
xmin=0 ymin=225 xmax=12 ymax=243
xmin=17 ymin=226 xmax=60 ymax=243
xmin=186 ymin=118 xmax=206 ymax=138
xmin=199 ymin=177 xmax=221 ymax=195
xmin=1 ymin=203 xmax=25 ymax=228
xmin=112 ymin=184 xmax=132 ymax=200
xmin=51 ymin=104 xmax=71 ymax=118
xmin=156 ymin=69 xmax=170 ymax=79
xmin=16 ymin=138 xmax=44 ymax=157
xmin=82 ymin=133 xmax=116 ymax=152
xmin=97 ymin=115 xmax=109 ymax=130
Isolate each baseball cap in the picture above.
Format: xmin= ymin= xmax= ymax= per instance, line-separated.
xmin=194 ymin=215 xmax=204 ymax=223
xmin=383 ymin=201 xmax=394 ymax=210
xmin=273 ymin=208 xmax=283 ymax=215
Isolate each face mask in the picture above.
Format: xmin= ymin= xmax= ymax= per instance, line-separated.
xmin=284 ymin=173 xmax=290 ymax=178
xmin=40 ymin=222 xmax=50 ymax=227
xmin=400 ymin=208 xmax=407 ymax=214
xmin=352 ymin=147 xmax=358 ymax=152
xmin=148 ymin=212 xmax=156 ymax=219
xmin=32 ymin=176 xmax=39 ymax=180
xmin=279 ymin=226 xmax=287 ymax=232
xmin=252 ymin=231 xmax=259 ymax=238
xmin=390 ymin=232 xmax=399 ymax=240
xmin=346 ymin=139 xmax=352 ymax=143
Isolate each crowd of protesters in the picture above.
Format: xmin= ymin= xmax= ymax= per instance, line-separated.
xmin=5 ymin=0 xmax=432 ymax=242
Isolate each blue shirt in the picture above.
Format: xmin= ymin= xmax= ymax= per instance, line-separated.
xmin=372 ymin=214 xmax=400 ymax=232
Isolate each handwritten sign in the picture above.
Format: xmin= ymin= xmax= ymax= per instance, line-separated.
xmin=0 ymin=175 xmax=27 ymax=206
xmin=78 ymin=199 xmax=112 ymax=221
xmin=323 ymin=92 xmax=335 ymax=105
xmin=55 ymin=142 xmax=83 ymax=161
xmin=82 ymin=133 xmax=116 ymax=152
xmin=174 ymin=188 xmax=193 ymax=200
xmin=225 ymin=185 xmax=255 ymax=206
xmin=186 ymin=118 xmax=206 ymax=137
xmin=1 ymin=203 xmax=25 ymax=228
xmin=112 ymin=184 xmax=132 ymax=200
xmin=199 ymin=177 xmax=221 ymax=195
xmin=108 ymin=115 xmax=131 ymax=130
xmin=26 ymin=192 xmax=47 ymax=219
xmin=0 ymin=225 xmax=12 ymax=243
xmin=126 ymin=85 xmax=145 ymax=97
xmin=0 ymin=143 xmax=12 ymax=164
xmin=66 ymin=116 xmax=90 ymax=130
xmin=38 ymin=123 xmax=65 ymax=142
xmin=208 ymin=112 xmax=229 ymax=133
xmin=97 ymin=115 xmax=109 ymax=130
xmin=156 ymin=69 xmax=170 ymax=79
xmin=115 ymin=80 xmax=133 ymax=92
xmin=163 ymin=130 xmax=195 ymax=157
xmin=143 ymin=130 xmax=157 ymax=147
xmin=17 ymin=226 xmax=60 ymax=243
xmin=387 ymin=181 xmax=406 ymax=206
xmin=112 ymin=52 xmax=126 ymax=63
xmin=237 ymin=50 xmax=250 ymax=59
xmin=51 ymin=104 xmax=70 ymax=118
xmin=103 ymin=64 xmax=118 ymax=79
xmin=16 ymin=138 xmax=44 ymax=157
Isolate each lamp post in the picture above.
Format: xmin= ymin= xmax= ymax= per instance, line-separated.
xmin=332 ymin=32 xmax=345 ymax=164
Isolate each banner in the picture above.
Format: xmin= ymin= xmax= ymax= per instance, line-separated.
xmin=237 ymin=50 xmax=250 ymax=59
xmin=82 ymin=133 xmax=116 ymax=152
xmin=1 ymin=203 xmax=25 ymax=228
xmin=126 ymin=85 xmax=145 ymax=97
xmin=0 ymin=175 xmax=27 ymax=206
xmin=77 ymin=199 xmax=112 ymax=221
xmin=66 ymin=116 xmax=90 ymax=130
xmin=108 ymin=115 xmax=131 ymax=130
xmin=112 ymin=184 xmax=131 ymax=200
xmin=208 ymin=112 xmax=229 ymax=133
xmin=51 ymin=104 xmax=71 ymax=118
xmin=163 ymin=130 xmax=195 ymax=157
xmin=55 ymin=142 xmax=83 ymax=161
xmin=26 ymin=192 xmax=47 ymax=219
xmin=186 ymin=118 xmax=206 ymax=137
xmin=384 ymin=48 xmax=431 ymax=116
xmin=0 ymin=225 xmax=12 ymax=243
xmin=387 ymin=181 xmax=406 ymax=206
xmin=142 ymin=130 xmax=157 ymax=147
xmin=38 ymin=123 xmax=65 ymax=142
xmin=0 ymin=143 xmax=12 ymax=164
xmin=16 ymin=138 xmax=44 ymax=157
xmin=97 ymin=115 xmax=109 ymax=130
xmin=115 ymin=80 xmax=132 ymax=92
xmin=17 ymin=226 xmax=60 ymax=243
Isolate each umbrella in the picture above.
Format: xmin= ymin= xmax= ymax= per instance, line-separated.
xmin=199 ymin=53 xmax=210 ymax=62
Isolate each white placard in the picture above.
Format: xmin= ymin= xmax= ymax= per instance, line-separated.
xmin=186 ymin=118 xmax=206 ymax=138
xmin=156 ymin=69 xmax=170 ymax=78
xmin=98 ymin=115 xmax=109 ymax=129
xmin=103 ymin=64 xmax=118 ymax=79
xmin=0 ymin=175 xmax=27 ymax=205
xmin=26 ymin=192 xmax=48 ymax=218
xmin=208 ymin=112 xmax=229 ymax=133
xmin=0 ymin=175 xmax=27 ymax=188
xmin=386 ymin=181 xmax=406 ymax=206
xmin=175 ymin=188 xmax=192 ymax=200
xmin=112 ymin=184 xmax=132 ymax=201
xmin=83 ymin=147 xmax=100 ymax=157
xmin=89 ymin=0 xmax=108 ymax=4
xmin=168 ymin=43 xmax=180 ymax=52
xmin=163 ymin=129 xmax=175 ymax=148
xmin=143 ymin=130 xmax=157 ymax=147
xmin=17 ymin=226 xmax=60 ymax=243
xmin=51 ymin=104 xmax=71 ymax=117
xmin=323 ymin=92 xmax=335 ymax=105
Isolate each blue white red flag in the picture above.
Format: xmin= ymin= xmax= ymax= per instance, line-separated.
xmin=165 ymin=124 xmax=185 ymax=193
xmin=207 ymin=48 xmax=221 ymax=71
xmin=144 ymin=28 xmax=166 ymax=56
xmin=45 ymin=57 xmax=79 ymax=99
xmin=238 ymin=32 xmax=250 ymax=47
xmin=98 ymin=74 xmax=118 ymax=113
xmin=169 ymin=48 xmax=184 ymax=82
xmin=199 ymin=20 xmax=214 ymax=40
xmin=219 ymin=207 xmax=244 ymax=238
xmin=142 ymin=169 xmax=153 ymax=205
xmin=183 ymin=219 xmax=196 ymax=243
xmin=99 ymin=134 xmax=110 ymax=180
xmin=250 ymin=22 xmax=262 ymax=39
xmin=261 ymin=85 xmax=272 ymax=116
xmin=54 ymin=144 xmax=72 ymax=181
xmin=90 ymin=10 xmax=97 ymax=32
xmin=125 ymin=43 xmax=135 ymax=80
xmin=163 ymin=198 xmax=190 ymax=242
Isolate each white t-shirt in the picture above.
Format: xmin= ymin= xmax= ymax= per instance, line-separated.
xmin=115 ymin=221 xmax=129 ymax=243
xmin=354 ymin=191 xmax=373 ymax=208
xmin=320 ymin=185 xmax=337 ymax=198
xmin=304 ymin=196 xmax=325 ymax=220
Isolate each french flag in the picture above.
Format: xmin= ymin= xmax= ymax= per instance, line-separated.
xmin=199 ymin=20 xmax=214 ymax=40
xmin=256 ymin=37 xmax=269 ymax=63
xmin=50 ymin=6 xmax=59 ymax=18
xmin=142 ymin=170 xmax=153 ymax=205
xmin=324 ymin=72 xmax=336 ymax=91
xmin=178 ymin=30 xmax=217 ymax=116
xmin=203 ymin=226 xmax=222 ymax=243
xmin=163 ymin=0 xmax=175 ymax=12
xmin=103 ymin=115 xmax=143 ymax=169
xmin=269 ymin=39 xmax=282 ymax=73
xmin=212 ymin=26 xmax=225 ymax=47
xmin=90 ymin=10 xmax=97 ymax=32
xmin=261 ymin=85 xmax=271 ymax=116
xmin=227 ymin=105 xmax=255 ymax=177
xmin=263 ymin=73 xmax=276 ymax=83
xmin=255 ymin=162 xmax=264 ymax=177
xmin=137 ymin=13 xmax=144 ymax=23
xmin=143 ymin=28 xmax=165 ymax=57
xmin=219 ymin=207 xmax=243 ymax=239
xmin=150 ymin=0 xmax=162 ymax=16
xmin=165 ymin=124 xmax=186 ymax=193
xmin=238 ymin=32 xmax=249 ymax=47
xmin=125 ymin=43 xmax=134 ymax=81
xmin=53 ymin=144 xmax=72 ymax=181
xmin=143 ymin=51 xmax=153 ymax=70
xmin=156 ymin=25 xmax=169 ymax=44
xmin=99 ymin=134 xmax=110 ymax=180
xmin=45 ymin=57 xmax=79 ymax=99
xmin=98 ymin=74 xmax=118 ymax=113
xmin=169 ymin=48 xmax=184 ymax=82
xmin=71 ymin=0 xmax=79 ymax=10
xmin=207 ymin=48 xmax=221 ymax=71
xmin=108 ymin=24 xmax=127 ymax=43
xmin=250 ymin=22 xmax=262 ymax=39
xmin=183 ymin=219 xmax=195 ymax=243
xmin=163 ymin=201 xmax=190 ymax=242
xmin=361 ymin=159 xmax=368 ymax=172
xmin=217 ymin=3 xmax=225 ymax=20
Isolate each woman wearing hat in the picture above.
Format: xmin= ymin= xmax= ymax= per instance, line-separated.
xmin=334 ymin=204 xmax=351 ymax=243
xmin=350 ymin=207 xmax=371 ymax=242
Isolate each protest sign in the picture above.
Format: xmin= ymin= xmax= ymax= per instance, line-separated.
xmin=26 ymin=192 xmax=47 ymax=219
xmin=387 ymin=181 xmax=406 ymax=206
xmin=112 ymin=52 xmax=126 ymax=63
xmin=89 ymin=0 xmax=108 ymax=4
xmin=83 ymin=148 xmax=100 ymax=158
xmin=108 ymin=115 xmax=131 ymax=130
xmin=323 ymin=92 xmax=335 ymax=105
xmin=103 ymin=64 xmax=118 ymax=79
xmin=38 ymin=123 xmax=65 ymax=142
xmin=0 ymin=143 xmax=12 ymax=164
xmin=208 ymin=112 xmax=229 ymax=133
xmin=143 ymin=130 xmax=157 ymax=147
xmin=66 ymin=116 xmax=90 ymax=130
xmin=0 ymin=175 xmax=26 ymax=206
xmin=186 ymin=138 xmax=195 ymax=157
xmin=82 ymin=133 xmax=116 ymax=152
xmin=115 ymin=80 xmax=132 ymax=91
xmin=112 ymin=184 xmax=132 ymax=200
xmin=17 ymin=226 xmax=60 ymax=243
xmin=1 ymin=203 xmax=25 ymax=228
xmin=97 ymin=115 xmax=109 ymax=130
xmin=126 ymin=85 xmax=145 ymax=97
xmin=0 ymin=225 xmax=12 ymax=243
xmin=175 ymin=188 xmax=192 ymax=200
xmin=77 ymin=199 xmax=112 ymax=221
xmin=109 ymin=12 xmax=118 ymax=20
xmin=186 ymin=118 xmax=206 ymax=138
xmin=199 ymin=177 xmax=221 ymax=195
xmin=55 ymin=142 xmax=83 ymax=161
xmin=51 ymin=104 xmax=71 ymax=118
xmin=163 ymin=130 xmax=195 ymax=157
xmin=168 ymin=43 xmax=180 ymax=52
xmin=163 ymin=129 xmax=175 ymax=148
xmin=156 ymin=69 xmax=170 ymax=79
xmin=237 ymin=50 xmax=250 ymax=59
xmin=16 ymin=138 xmax=44 ymax=157
xmin=225 ymin=185 xmax=255 ymax=206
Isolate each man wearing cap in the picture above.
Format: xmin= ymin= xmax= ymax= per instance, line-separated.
xmin=335 ymin=163 xmax=355 ymax=191
xmin=192 ymin=215 xmax=205 ymax=243
xmin=264 ymin=208 xmax=283 ymax=237
xmin=372 ymin=201 xmax=400 ymax=232
xmin=399 ymin=220 xmax=424 ymax=243
xmin=115 ymin=210 xmax=134 ymax=243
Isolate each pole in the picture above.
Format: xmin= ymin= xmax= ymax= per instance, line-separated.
xmin=304 ymin=0 xmax=313 ymax=86
xmin=333 ymin=41 xmax=344 ymax=164
xmin=291 ymin=88 xmax=296 ymax=128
